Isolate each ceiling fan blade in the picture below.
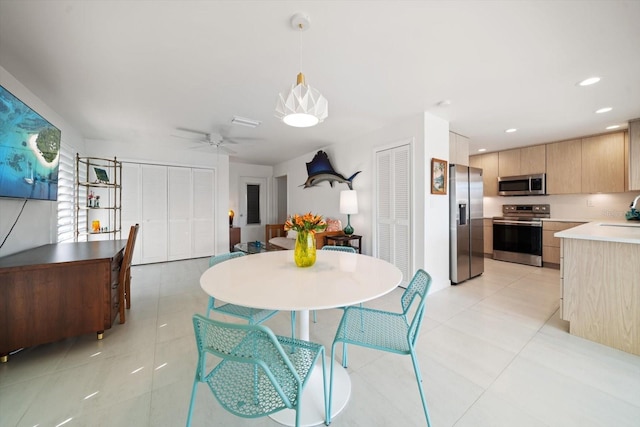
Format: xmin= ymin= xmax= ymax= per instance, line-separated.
xmin=175 ymin=127 xmax=209 ymax=136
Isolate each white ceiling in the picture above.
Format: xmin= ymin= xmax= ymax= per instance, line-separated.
xmin=1 ymin=1 xmax=639 ymax=166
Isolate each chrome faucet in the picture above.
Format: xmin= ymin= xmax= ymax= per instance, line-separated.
xmin=631 ymin=194 xmax=640 ymax=210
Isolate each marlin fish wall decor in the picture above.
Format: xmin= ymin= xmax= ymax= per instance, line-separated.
xmin=301 ymin=150 xmax=361 ymax=190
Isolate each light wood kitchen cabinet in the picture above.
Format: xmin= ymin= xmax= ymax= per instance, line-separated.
xmin=469 ymin=152 xmax=499 ymax=196
xmin=498 ymin=149 xmax=520 ymax=177
xmin=546 ymin=138 xmax=582 ymax=194
xmin=520 ymin=145 xmax=546 ymax=175
xmin=542 ymin=221 xmax=584 ymax=267
xmin=483 ymin=218 xmax=493 ymax=256
xmin=498 ymin=145 xmax=546 ymax=177
xmin=629 ymin=119 xmax=640 ymax=190
xmin=581 ymin=132 xmax=625 ymax=193
xmin=449 ymin=132 xmax=470 ymax=166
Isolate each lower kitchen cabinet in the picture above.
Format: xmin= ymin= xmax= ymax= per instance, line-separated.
xmin=542 ymin=221 xmax=585 ymax=267
xmin=483 ymin=218 xmax=493 ymax=257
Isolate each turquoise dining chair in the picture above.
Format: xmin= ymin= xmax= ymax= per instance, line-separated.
xmin=310 ymin=245 xmax=360 ymax=323
xmin=328 ymin=269 xmax=433 ymax=426
xmin=206 ymin=252 xmax=280 ymax=324
xmin=208 ymin=252 xmax=296 ymax=340
xmin=186 ymin=314 xmax=329 ymax=427
xmin=320 ymin=245 xmax=357 ymax=253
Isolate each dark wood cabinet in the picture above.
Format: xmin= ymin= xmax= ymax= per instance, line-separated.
xmin=0 ymin=240 xmax=127 ymax=361
xmin=229 ymin=227 xmax=241 ymax=251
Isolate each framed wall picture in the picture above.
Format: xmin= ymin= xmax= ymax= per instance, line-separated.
xmin=431 ymin=158 xmax=447 ymax=195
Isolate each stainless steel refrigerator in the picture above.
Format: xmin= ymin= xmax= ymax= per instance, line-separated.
xmin=450 ymin=165 xmax=484 ymax=284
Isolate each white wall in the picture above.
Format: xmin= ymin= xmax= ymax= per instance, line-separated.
xmin=273 ymin=112 xmax=452 ymax=293
xmin=0 ymin=66 xmax=85 ymax=257
xmin=229 ymin=162 xmax=274 ymax=242
xmin=87 ymin=139 xmax=231 ymax=256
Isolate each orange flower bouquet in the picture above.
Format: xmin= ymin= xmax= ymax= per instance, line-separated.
xmin=284 ymin=213 xmax=326 ymax=267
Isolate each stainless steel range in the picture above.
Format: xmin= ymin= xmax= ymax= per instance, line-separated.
xmin=492 ymin=204 xmax=550 ymax=267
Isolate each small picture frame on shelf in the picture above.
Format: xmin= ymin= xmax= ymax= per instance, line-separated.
xmin=430 ymin=158 xmax=447 ymax=195
xmin=94 ymin=167 xmax=110 ymax=183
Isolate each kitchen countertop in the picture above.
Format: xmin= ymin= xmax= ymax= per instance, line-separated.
xmin=554 ymin=219 xmax=640 ymax=244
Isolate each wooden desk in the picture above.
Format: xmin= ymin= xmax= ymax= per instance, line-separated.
xmin=0 ymin=240 xmax=127 ymax=361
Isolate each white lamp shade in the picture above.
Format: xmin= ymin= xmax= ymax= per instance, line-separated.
xmin=275 ymin=82 xmax=328 ymax=128
xmin=340 ymin=190 xmax=358 ymax=214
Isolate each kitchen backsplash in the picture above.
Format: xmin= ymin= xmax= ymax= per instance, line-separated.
xmin=483 ymin=191 xmax=640 ymax=220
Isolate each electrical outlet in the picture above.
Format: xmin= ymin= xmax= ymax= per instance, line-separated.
xmin=587 ymin=199 xmax=595 ymax=207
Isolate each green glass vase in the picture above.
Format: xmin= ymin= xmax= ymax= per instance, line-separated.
xmin=294 ymin=231 xmax=317 ymax=267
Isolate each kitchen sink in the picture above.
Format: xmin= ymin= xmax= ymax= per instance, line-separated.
xmin=599 ymin=222 xmax=640 ymax=228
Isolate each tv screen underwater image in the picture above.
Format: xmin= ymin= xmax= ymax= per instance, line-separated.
xmin=0 ymin=85 xmax=61 ymax=201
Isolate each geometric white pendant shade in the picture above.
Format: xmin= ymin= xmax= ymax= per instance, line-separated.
xmin=275 ymin=72 xmax=328 ymax=127
xmin=275 ymin=12 xmax=328 ymax=128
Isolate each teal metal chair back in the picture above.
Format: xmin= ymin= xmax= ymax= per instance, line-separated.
xmin=321 ymin=245 xmax=357 ymax=253
xmin=187 ymin=314 xmax=328 ymax=427
xmin=206 ymin=252 xmax=279 ymax=325
xmin=209 ymin=251 xmax=245 ymax=267
xmin=400 ymin=268 xmax=432 ymax=347
xmin=328 ymin=269 xmax=433 ymax=426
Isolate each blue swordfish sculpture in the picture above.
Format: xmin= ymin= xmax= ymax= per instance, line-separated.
xmin=301 ymin=150 xmax=361 ymax=190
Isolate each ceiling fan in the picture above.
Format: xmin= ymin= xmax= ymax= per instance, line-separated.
xmin=173 ymin=127 xmax=241 ymax=154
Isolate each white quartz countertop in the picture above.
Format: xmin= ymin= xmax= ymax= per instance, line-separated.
xmin=554 ymin=220 xmax=640 ymax=244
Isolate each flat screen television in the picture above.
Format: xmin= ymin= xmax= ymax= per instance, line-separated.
xmin=0 ymin=84 xmax=61 ymax=201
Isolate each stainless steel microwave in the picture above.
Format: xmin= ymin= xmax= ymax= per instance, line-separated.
xmin=498 ymin=173 xmax=546 ymax=196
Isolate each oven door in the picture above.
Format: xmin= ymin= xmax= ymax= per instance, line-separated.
xmin=492 ymin=219 xmax=543 ymax=266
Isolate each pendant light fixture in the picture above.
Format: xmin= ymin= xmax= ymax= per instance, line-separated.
xmin=275 ymin=12 xmax=328 ymax=128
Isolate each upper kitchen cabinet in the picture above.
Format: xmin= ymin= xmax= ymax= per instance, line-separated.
xmin=469 ymin=152 xmax=499 ymax=196
xmin=546 ymin=138 xmax=582 ymax=194
xmin=629 ymin=119 xmax=640 ymax=190
xmin=449 ymin=132 xmax=470 ymax=166
xmin=498 ymin=145 xmax=546 ymax=177
xmin=582 ymin=132 xmax=625 ymax=193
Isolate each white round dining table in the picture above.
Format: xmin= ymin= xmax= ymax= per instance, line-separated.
xmin=200 ymin=249 xmax=402 ymax=427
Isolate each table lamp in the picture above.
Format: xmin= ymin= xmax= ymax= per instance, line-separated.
xmin=340 ymin=190 xmax=358 ymax=236
xmin=229 ymin=209 xmax=234 ymax=227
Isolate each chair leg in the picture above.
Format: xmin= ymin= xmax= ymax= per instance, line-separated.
xmin=320 ymin=347 xmax=329 ymax=426
xmin=328 ymin=341 xmax=340 ymax=425
xmin=313 ymin=310 xmax=317 ymax=323
xmin=206 ymin=297 xmax=214 ymax=317
xmin=125 ymin=273 xmax=132 ymax=309
xmin=342 ymin=343 xmax=348 ymax=368
xmin=118 ymin=280 xmax=126 ymax=324
xmin=186 ymin=378 xmax=200 ymax=427
xmin=410 ymin=350 xmax=432 ymax=427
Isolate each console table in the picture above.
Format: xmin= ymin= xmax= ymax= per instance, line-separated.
xmin=325 ymin=234 xmax=362 ymax=253
xmin=0 ymin=240 xmax=127 ymax=362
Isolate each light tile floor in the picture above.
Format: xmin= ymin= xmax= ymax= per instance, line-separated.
xmin=2 ymin=258 xmax=640 ymax=426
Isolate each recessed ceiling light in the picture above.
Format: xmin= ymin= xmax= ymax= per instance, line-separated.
xmin=478 ymin=148 xmax=487 ymax=152
xmin=606 ymin=125 xmax=620 ymax=130
xmin=578 ymin=77 xmax=600 ymax=86
xmin=596 ymin=107 xmax=612 ymax=114
xmin=505 ymin=128 xmax=517 ymax=133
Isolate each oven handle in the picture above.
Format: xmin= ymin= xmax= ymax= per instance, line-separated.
xmin=493 ymin=219 xmax=542 ymax=227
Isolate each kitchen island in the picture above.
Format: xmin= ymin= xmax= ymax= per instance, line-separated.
xmin=556 ymin=220 xmax=640 ymax=355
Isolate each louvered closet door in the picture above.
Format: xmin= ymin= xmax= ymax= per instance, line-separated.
xmin=376 ymin=144 xmax=411 ymax=287
xmin=168 ymin=167 xmax=192 ymax=260
xmin=192 ymin=168 xmax=215 ymax=257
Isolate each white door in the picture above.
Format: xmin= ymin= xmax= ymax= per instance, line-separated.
xmin=239 ymin=176 xmax=267 ymax=242
xmin=375 ymin=143 xmax=412 ymax=287
xmin=192 ymin=168 xmax=216 ymax=257
xmin=121 ymin=163 xmax=142 ymax=264
xmin=141 ymin=164 xmax=168 ymax=264
xmin=168 ymin=167 xmax=192 ymax=260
